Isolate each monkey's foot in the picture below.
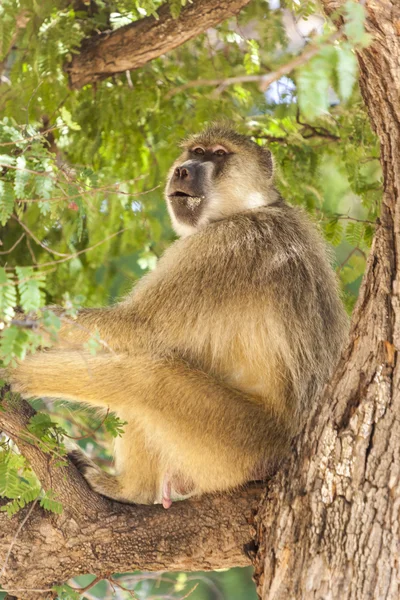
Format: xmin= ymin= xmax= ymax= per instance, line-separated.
xmin=160 ymin=472 xmax=195 ymax=509
xmin=162 ymin=476 xmax=172 ymax=509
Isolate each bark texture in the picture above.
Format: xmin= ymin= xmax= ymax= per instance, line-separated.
xmin=254 ymin=1 xmax=400 ymax=598
xmin=66 ymin=0 xmax=250 ymax=89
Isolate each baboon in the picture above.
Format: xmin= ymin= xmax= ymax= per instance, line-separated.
xmin=5 ymin=126 xmax=348 ymax=508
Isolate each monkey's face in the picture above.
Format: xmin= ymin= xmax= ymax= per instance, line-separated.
xmin=165 ymin=126 xmax=276 ymax=237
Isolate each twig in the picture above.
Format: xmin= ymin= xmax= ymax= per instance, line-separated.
xmin=63 ymin=408 xmax=110 ymax=441
xmin=109 ymin=577 xmax=137 ymax=598
xmin=179 ymin=583 xmax=199 ymax=599
xmin=69 ymin=574 xmax=104 ymax=594
xmin=296 ymin=109 xmax=340 ymax=140
xmin=9 ymin=182 xmax=158 ymax=204
xmin=337 ymin=214 xmax=376 ymax=225
xmin=0 ymin=163 xmax=56 ymax=180
xmin=12 ymin=215 xmax=70 ymax=257
xmin=166 ymin=30 xmax=341 ymax=99
xmin=337 ymin=246 xmax=366 ymax=274
xmin=0 ymin=233 xmax=25 ymax=255
xmin=4 ymin=226 xmax=130 ymax=270
xmin=25 ymin=237 xmax=38 ymax=265
xmin=0 ymin=126 xmax=59 ymax=147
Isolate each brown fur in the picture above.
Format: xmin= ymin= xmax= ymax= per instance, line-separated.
xmin=5 ymin=126 xmax=348 ymax=506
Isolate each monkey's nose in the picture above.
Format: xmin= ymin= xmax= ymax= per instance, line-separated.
xmin=174 ymin=165 xmax=194 ymax=180
xmin=174 ymin=167 xmax=189 ymax=179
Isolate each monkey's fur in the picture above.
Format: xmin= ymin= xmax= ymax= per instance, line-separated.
xmin=6 ymin=126 xmax=348 ymax=508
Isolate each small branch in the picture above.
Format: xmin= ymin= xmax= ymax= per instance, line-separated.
xmin=0 ymin=233 xmax=25 ymax=256
xmin=337 ymin=246 xmax=366 ymax=274
xmin=296 ymin=109 xmax=340 ymax=140
xmin=69 ymin=574 xmax=104 ymax=595
xmin=63 ymin=408 xmax=110 ymax=441
xmin=4 ymin=227 xmax=131 ymax=270
xmin=166 ymin=30 xmax=341 ymax=99
xmin=337 ymin=214 xmax=376 ymax=225
xmin=0 ymin=126 xmax=59 ymax=148
xmin=12 ymin=216 xmax=70 ymax=257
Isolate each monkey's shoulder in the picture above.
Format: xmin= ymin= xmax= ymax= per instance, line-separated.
xmin=134 ymin=202 xmax=330 ymax=307
xmin=185 ymin=202 xmax=328 ymax=266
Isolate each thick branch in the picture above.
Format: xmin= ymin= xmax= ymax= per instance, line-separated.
xmin=0 ymin=394 xmax=260 ymax=597
xmin=66 ymin=0 xmax=250 ymax=90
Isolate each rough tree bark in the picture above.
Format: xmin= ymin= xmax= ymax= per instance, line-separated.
xmin=1 ymin=1 xmax=399 ymax=599
xmin=254 ymin=1 xmax=400 ymax=598
xmin=66 ymin=0 xmax=251 ymax=89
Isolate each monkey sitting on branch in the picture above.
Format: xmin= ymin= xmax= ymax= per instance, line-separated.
xmin=5 ymin=126 xmax=348 ymax=509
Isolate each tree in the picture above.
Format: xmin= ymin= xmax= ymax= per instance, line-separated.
xmin=0 ymin=0 xmax=397 ymax=598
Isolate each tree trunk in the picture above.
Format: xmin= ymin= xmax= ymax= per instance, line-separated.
xmin=254 ymin=1 xmax=400 ymax=598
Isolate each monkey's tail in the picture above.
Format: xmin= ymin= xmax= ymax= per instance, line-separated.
xmin=67 ymin=446 xmax=99 ymax=475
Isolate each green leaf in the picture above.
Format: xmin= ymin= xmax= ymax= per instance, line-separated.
xmin=84 ymin=330 xmax=102 ymax=355
xmin=244 ymin=40 xmax=260 ymax=75
xmin=345 ymin=221 xmax=364 ymax=246
xmin=104 ymin=414 xmax=127 ymax=438
xmin=28 ymin=412 xmax=56 ymax=438
xmin=0 ymin=267 xmax=17 ymax=322
xmin=41 ymin=309 xmax=62 ymax=342
xmin=336 ymin=45 xmax=358 ymax=101
xmin=344 ymin=1 xmax=371 ymax=47
xmin=0 ymin=326 xmax=32 ymax=365
xmin=0 ymin=154 xmax=15 ymax=166
xmin=40 ymin=489 xmax=63 ymax=514
xmin=60 ymin=107 xmax=81 ymax=131
xmin=297 ymin=47 xmax=336 ymax=119
xmin=14 ymin=155 xmax=30 ymax=198
xmin=35 ymin=174 xmax=54 ymax=200
xmin=0 ymin=451 xmax=41 ymax=516
xmin=16 ymin=266 xmax=46 ymax=312
xmin=0 ymin=180 xmax=14 ymax=225
xmin=324 ymin=217 xmax=344 ymax=246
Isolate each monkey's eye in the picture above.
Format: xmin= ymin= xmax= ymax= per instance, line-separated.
xmin=192 ymin=147 xmax=205 ymax=155
xmin=214 ymin=148 xmax=227 ymax=156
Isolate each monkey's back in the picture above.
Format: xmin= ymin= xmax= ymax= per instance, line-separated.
xmin=130 ymin=201 xmax=348 ymax=425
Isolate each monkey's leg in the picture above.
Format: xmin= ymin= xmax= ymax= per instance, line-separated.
xmin=7 ymin=349 xmax=293 ymax=496
xmin=70 ymin=421 xmax=160 ymax=505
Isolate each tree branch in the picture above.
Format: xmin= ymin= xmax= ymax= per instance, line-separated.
xmin=165 ymin=30 xmax=341 ymax=99
xmin=66 ymin=0 xmax=251 ymax=90
xmin=0 ymin=392 xmax=261 ymax=597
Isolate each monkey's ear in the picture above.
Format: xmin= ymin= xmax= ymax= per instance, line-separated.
xmin=259 ymin=147 xmax=274 ymax=180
